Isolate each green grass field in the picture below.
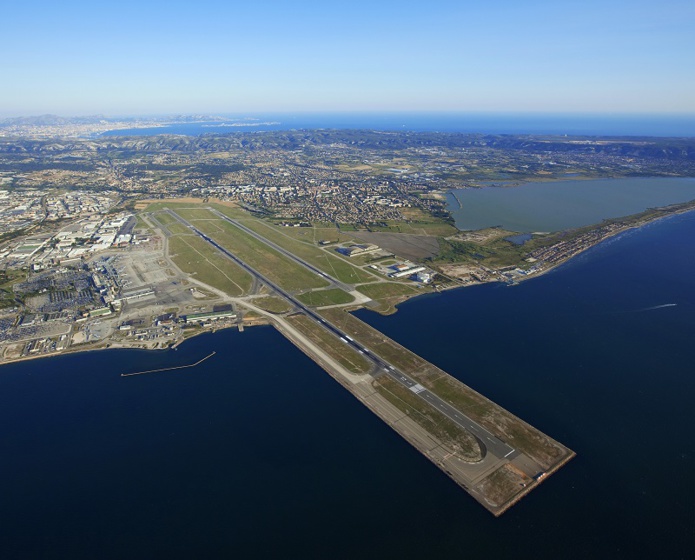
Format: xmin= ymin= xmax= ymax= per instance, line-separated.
xmin=373 ymin=376 xmax=481 ymax=461
xmin=172 ymin=208 xmax=330 ymax=292
xmin=295 ymin=289 xmax=354 ymax=307
xmin=234 ymin=219 xmax=375 ymax=284
xmin=151 ymin=211 xmax=192 ymax=235
xmin=356 ymin=281 xmax=419 ymax=300
xmin=167 ymin=235 xmax=252 ymax=296
xmin=252 ymin=296 xmax=293 ymax=314
xmin=287 ymin=314 xmax=371 ymax=374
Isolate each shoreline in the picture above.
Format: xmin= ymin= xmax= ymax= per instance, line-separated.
xmin=3 ymin=202 xmax=694 ymax=370
xmin=433 ymin=199 xmax=695 ymax=295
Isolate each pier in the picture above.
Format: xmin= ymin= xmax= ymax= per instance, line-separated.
xmin=121 ymin=351 xmax=216 ymax=377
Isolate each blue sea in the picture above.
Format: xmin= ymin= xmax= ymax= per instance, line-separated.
xmin=1 ymin=211 xmax=695 ymax=558
xmin=101 ymin=112 xmax=695 ymax=138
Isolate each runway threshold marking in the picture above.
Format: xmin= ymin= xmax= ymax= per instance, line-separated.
xmin=409 ymin=383 xmax=426 ymax=394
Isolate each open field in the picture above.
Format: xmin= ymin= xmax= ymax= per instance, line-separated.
xmin=208 ymin=202 xmax=263 ymax=220
xmin=373 ymin=375 xmax=482 ymax=461
xmin=231 ymin=218 xmax=375 ymax=284
xmin=142 ymin=199 xmax=207 ymax=212
xmin=356 ymin=282 xmax=422 ymax=314
xmin=356 ymin=282 xmax=419 ymax=300
xmin=366 ymin=208 xmax=458 ymax=237
xmin=296 ymin=289 xmax=354 ymax=307
xmin=424 ymin=376 xmax=563 ymax=468
xmin=474 ymin=464 xmax=532 ymax=508
xmin=286 ymin=314 xmax=372 ymax=374
xmin=133 ymin=215 xmax=150 ymax=231
xmin=320 ymin=307 xmax=566 ymax=469
xmin=0 ymin=270 xmax=25 ymax=308
xmin=432 ymin=235 xmax=528 ymax=269
xmin=151 ymin=211 xmax=192 ymax=235
xmin=263 ymin=222 xmax=349 ymax=244
xmin=167 ymin=235 xmax=252 ymax=296
xmin=171 ymin=207 xmax=330 ymax=292
xmin=251 ymin=296 xmax=293 ymax=314
xmin=320 ymin=308 xmax=435 ymax=372
xmin=352 ymin=231 xmax=441 ymax=261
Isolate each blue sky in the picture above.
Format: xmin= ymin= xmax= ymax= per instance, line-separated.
xmin=2 ymin=0 xmax=694 ymax=116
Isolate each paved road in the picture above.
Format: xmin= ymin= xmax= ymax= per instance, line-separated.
xmin=167 ymin=208 xmax=516 ymax=459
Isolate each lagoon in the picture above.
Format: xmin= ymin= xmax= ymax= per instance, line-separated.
xmin=447 ymin=177 xmax=695 ymax=232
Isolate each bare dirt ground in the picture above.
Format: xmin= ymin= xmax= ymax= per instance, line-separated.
xmin=351 ymin=231 xmax=440 ymax=261
xmin=437 ymin=263 xmax=481 ymax=280
xmin=448 ymin=227 xmax=515 ymax=244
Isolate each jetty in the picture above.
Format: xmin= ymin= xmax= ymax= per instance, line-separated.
xmin=121 ymin=351 xmax=216 ymax=377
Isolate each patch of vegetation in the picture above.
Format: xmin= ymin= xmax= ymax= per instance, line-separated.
xmin=426 ymin=376 xmax=562 ymax=469
xmin=431 ymin=237 xmax=526 ymax=268
xmin=320 ymin=308 xmax=429 ymax=372
xmin=252 ymin=296 xmax=293 ymax=314
xmin=476 ymin=465 xmax=530 ymax=507
xmin=167 ymin=235 xmax=252 ymax=296
xmin=433 ymin=238 xmax=496 ymax=262
xmin=173 ymin=208 xmax=330 ymax=292
xmin=238 ymin=219 xmax=374 ymax=284
xmin=356 ymin=281 xmax=418 ymax=300
xmin=373 ymin=376 xmax=481 ymax=461
xmin=152 ymin=211 xmax=192 ymax=235
xmin=0 ymin=270 xmax=24 ymax=308
xmin=287 ymin=314 xmax=371 ymax=374
xmin=296 ymin=289 xmax=354 ymax=307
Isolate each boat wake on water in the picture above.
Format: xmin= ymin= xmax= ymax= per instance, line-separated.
xmin=632 ymin=303 xmax=678 ymax=312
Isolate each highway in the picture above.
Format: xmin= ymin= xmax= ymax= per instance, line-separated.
xmin=166 ymin=208 xmax=516 ymax=459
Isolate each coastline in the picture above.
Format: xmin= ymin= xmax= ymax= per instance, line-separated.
xmin=433 ymin=198 xmax=695 ymax=293
xmin=3 ymin=201 xmax=695 ymax=369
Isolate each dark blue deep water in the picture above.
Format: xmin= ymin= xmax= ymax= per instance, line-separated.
xmin=2 ymin=212 xmax=695 ymax=559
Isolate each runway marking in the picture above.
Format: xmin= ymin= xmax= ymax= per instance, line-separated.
xmin=409 ymin=383 xmax=426 ymax=394
xmin=504 ymin=449 xmax=515 ymax=458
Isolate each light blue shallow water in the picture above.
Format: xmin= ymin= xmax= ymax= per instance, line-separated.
xmin=447 ymin=177 xmax=695 ymax=232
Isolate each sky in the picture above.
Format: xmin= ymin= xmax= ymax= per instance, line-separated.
xmin=2 ymin=0 xmax=694 ymax=117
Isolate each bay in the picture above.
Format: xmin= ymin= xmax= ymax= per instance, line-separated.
xmin=447 ymin=177 xmax=695 ymax=232
xmin=101 ymin=112 xmax=695 ymax=138
xmin=2 ymin=212 xmax=695 ymax=558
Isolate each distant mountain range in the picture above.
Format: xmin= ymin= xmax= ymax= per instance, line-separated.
xmin=0 ymin=114 xmax=112 ymax=126
xmin=0 ymin=114 xmax=229 ymax=127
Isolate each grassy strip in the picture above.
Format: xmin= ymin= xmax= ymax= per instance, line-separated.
xmin=0 ymin=270 xmax=24 ymax=309
xmin=173 ymin=208 xmax=330 ymax=292
xmin=356 ymin=281 xmax=422 ymax=315
xmin=151 ymin=211 xmax=191 ymax=235
xmin=206 ymin=202 xmax=251 ymax=220
xmin=237 ymin=218 xmax=375 ymax=284
xmin=364 ymin=210 xmax=458 ymax=237
xmin=320 ymin=308 xmax=432 ymax=373
xmin=252 ymin=296 xmax=293 ymax=314
xmin=286 ymin=314 xmax=371 ymax=374
xmin=373 ymin=376 xmax=481 ymax=461
xmin=295 ymin=289 xmax=354 ymax=307
xmin=356 ymin=281 xmax=419 ymax=300
xmin=167 ymin=235 xmax=252 ymax=296
xmin=265 ymin=222 xmax=347 ymax=244
xmin=134 ymin=215 xmax=150 ymax=231
xmin=320 ymin=308 xmax=565 ymax=468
